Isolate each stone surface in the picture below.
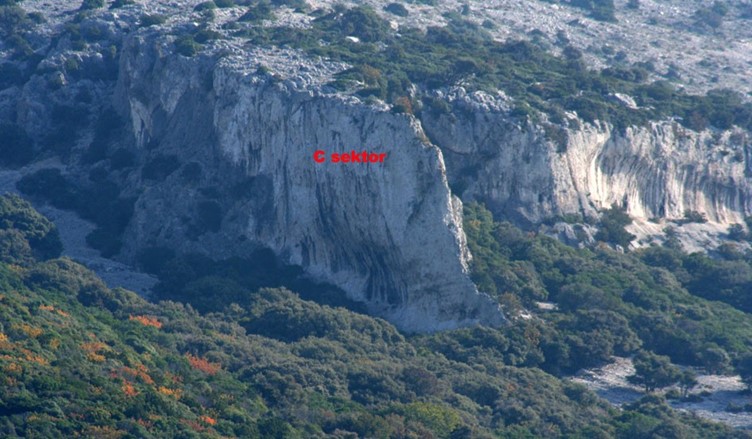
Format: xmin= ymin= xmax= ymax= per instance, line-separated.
xmin=113 ymin=35 xmax=504 ymax=332
xmin=4 ymin=0 xmax=752 ymax=331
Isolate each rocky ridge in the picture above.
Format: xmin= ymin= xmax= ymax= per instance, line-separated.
xmin=2 ymin=0 xmax=752 ymax=331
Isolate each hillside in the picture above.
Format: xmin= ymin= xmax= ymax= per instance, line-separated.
xmin=3 ymin=0 xmax=752 ymax=436
xmin=1 ymin=194 xmax=751 ymax=438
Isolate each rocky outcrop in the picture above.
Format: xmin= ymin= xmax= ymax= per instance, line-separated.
xmin=423 ymin=89 xmax=752 ymax=226
xmin=6 ymin=2 xmax=752 ymax=332
xmin=113 ymin=36 xmax=505 ymax=332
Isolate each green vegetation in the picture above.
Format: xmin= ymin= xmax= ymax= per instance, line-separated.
xmin=79 ymin=0 xmax=105 ymax=10
xmin=238 ymin=2 xmax=275 ymax=22
xmin=628 ymin=351 xmax=681 ymax=393
xmin=194 ymin=1 xmax=218 ymax=12
xmin=542 ymin=0 xmax=616 ymax=22
xmin=139 ymin=13 xmax=167 ymax=27
xmin=694 ymin=2 xmax=729 ymax=30
xmin=464 ymin=202 xmax=752 ymax=376
xmin=175 ymin=35 xmax=201 ymax=57
xmin=17 ymin=169 xmax=134 ymax=258
xmin=384 ymin=2 xmax=408 ymax=17
xmin=680 ymin=210 xmax=708 ymax=224
xmin=0 ymin=197 xmax=747 ymax=438
xmin=110 ymin=0 xmax=135 ymax=8
xmin=0 ymin=3 xmax=36 ymax=59
xmin=595 ymin=205 xmax=636 ymax=248
xmin=236 ymin=5 xmax=752 ymax=131
xmin=0 ymin=195 xmax=61 ymax=262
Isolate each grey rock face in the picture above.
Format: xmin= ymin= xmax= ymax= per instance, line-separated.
xmin=115 ymin=36 xmax=504 ymax=332
xmin=423 ymin=91 xmax=752 ymax=226
xmin=8 ymin=0 xmax=752 ymax=332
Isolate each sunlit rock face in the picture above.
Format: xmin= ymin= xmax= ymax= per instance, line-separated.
xmin=114 ymin=36 xmax=505 ymax=332
xmin=422 ymin=90 xmax=752 ymax=227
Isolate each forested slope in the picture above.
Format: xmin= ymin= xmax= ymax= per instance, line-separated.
xmin=1 ymin=196 xmax=750 ymax=438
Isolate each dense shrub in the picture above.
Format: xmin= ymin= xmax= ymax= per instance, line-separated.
xmin=194 ymin=1 xmax=217 ymax=11
xmin=0 ymin=4 xmax=29 ymax=37
xmin=384 ymin=2 xmax=408 ymax=17
xmin=80 ymin=0 xmax=105 ymax=10
xmin=595 ymin=205 xmax=635 ymax=248
xmin=110 ymin=0 xmax=135 ymax=8
xmin=0 ymin=199 xmax=747 ymax=438
xmin=628 ymin=351 xmax=681 ymax=392
xmin=238 ymin=5 xmax=752 ymax=132
xmin=0 ymin=194 xmax=62 ymax=260
xmin=0 ymin=229 xmax=34 ymax=265
xmin=238 ymin=2 xmax=274 ymax=21
xmin=139 ymin=13 xmax=166 ymax=27
xmin=464 ymin=202 xmax=752 ymax=375
xmin=174 ymin=35 xmax=200 ymax=57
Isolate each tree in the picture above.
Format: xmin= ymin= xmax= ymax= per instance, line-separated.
xmin=628 ymin=351 xmax=681 ymax=393
xmin=595 ymin=206 xmax=635 ymax=248
xmin=678 ymin=370 xmax=697 ymax=398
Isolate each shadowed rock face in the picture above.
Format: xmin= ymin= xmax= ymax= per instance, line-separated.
xmin=114 ymin=36 xmax=505 ymax=332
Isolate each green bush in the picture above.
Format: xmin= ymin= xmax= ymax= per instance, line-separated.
xmin=680 ymin=210 xmax=707 ymax=224
xmin=0 ymin=62 xmax=24 ymax=88
xmin=236 ymin=4 xmax=752 ymax=132
xmin=0 ymin=202 xmax=746 ymax=438
xmin=193 ymin=28 xmax=222 ymax=43
xmin=0 ymin=229 xmax=34 ymax=265
xmin=0 ymin=194 xmax=62 ymax=260
xmin=0 ymin=5 xmax=29 ymax=37
xmin=238 ymin=2 xmax=274 ymax=21
xmin=139 ymin=14 xmax=166 ymax=27
xmin=85 ymin=227 xmax=122 ymax=258
xmin=110 ymin=0 xmax=135 ymax=8
xmin=384 ymin=2 xmax=408 ymax=17
xmin=79 ymin=0 xmax=105 ymax=10
xmin=17 ymin=169 xmax=133 ymax=258
xmin=194 ymin=1 xmax=217 ymax=11
xmin=174 ymin=35 xmax=200 ymax=56
xmin=16 ymin=168 xmax=79 ymax=209
xmin=595 ymin=206 xmax=635 ymax=248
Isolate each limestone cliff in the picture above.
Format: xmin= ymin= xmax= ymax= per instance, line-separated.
xmin=114 ymin=36 xmax=505 ymax=332
xmin=6 ymin=1 xmax=752 ymax=332
xmin=422 ymin=89 xmax=752 ymax=227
